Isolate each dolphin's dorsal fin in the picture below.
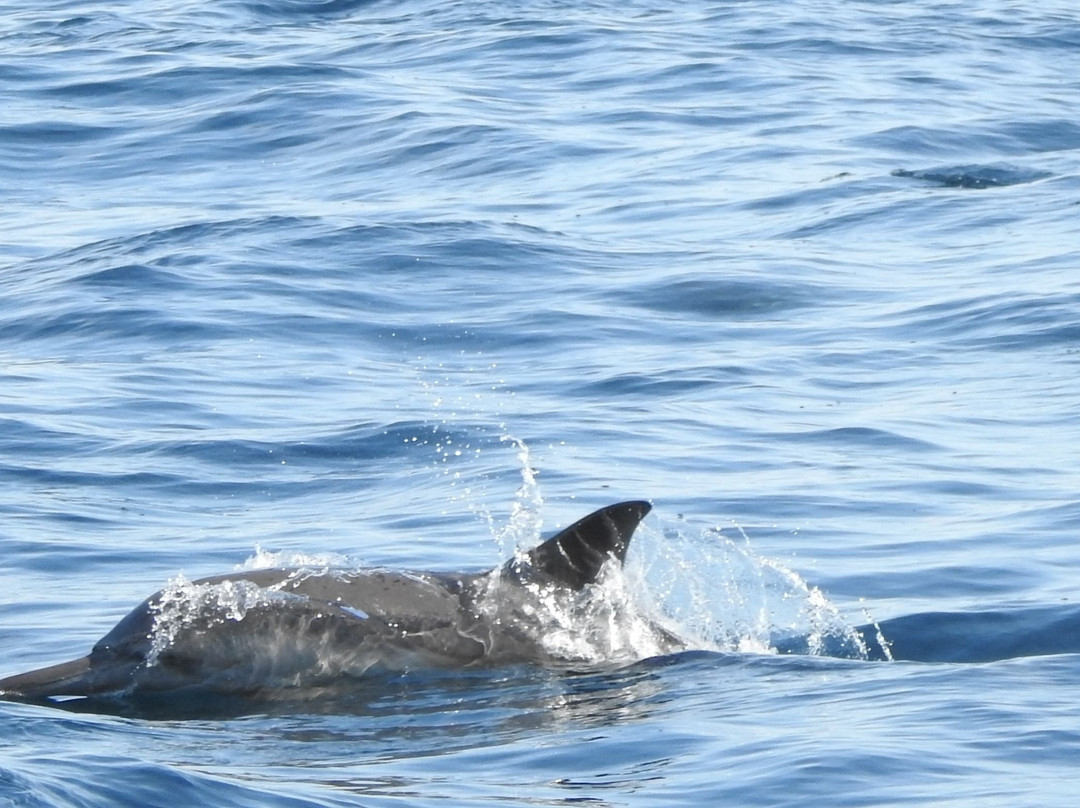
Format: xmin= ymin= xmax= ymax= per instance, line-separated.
xmin=503 ymin=500 xmax=652 ymax=590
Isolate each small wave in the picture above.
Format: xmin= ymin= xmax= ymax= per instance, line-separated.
xmin=784 ymin=426 xmax=942 ymax=453
xmin=855 ymin=604 xmax=1080 ymax=663
xmin=884 ymin=290 xmax=1080 ymax=350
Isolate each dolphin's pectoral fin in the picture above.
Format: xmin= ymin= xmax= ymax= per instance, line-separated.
xmin=504 ymin=500 xmax=652 ymax=590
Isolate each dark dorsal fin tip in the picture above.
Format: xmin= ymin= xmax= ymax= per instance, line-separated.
xmin=505 ymin=500 xmax=652 ymax=591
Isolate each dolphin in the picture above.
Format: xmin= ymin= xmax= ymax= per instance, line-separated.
xmin=0 ymin=501 xmax=669 ymax=704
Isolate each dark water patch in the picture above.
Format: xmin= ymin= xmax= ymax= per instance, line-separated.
xmin=893 ymin=164 xmax=1053 ymax=189
xmin=857 ymin=605 xmax=1080 ymax=663
xmin=234 ymin=0 xmax=384 ymax=23
xmin=625 ymin=277 xmax=824 ymax=319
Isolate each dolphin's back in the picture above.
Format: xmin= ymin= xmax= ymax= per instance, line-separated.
xmin=0 ymin=501 xmax=656 ymax=704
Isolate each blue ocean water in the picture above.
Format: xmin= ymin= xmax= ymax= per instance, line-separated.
xmin=3 ymin=0 xmax=1080 ymax=804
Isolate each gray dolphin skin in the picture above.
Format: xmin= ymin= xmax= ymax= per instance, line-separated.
xmin=0 ymin=501 xmax=659 ymax=704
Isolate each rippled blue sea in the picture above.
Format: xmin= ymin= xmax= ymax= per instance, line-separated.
xmin=3 ymin=0 xmax=1080 ymax=805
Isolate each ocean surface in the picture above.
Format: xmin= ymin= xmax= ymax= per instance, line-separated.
xmin=3 ymin=0 xmax=1080 ymax=804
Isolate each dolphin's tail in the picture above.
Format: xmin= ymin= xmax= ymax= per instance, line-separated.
xmin=0 ymin=656 xmax=93 ymax=701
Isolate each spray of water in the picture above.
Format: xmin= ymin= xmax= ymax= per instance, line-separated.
xmin=624 ymin=520 xmax=872 ymax=660
xmin=146 ymin=574 xmax=281 ymax=666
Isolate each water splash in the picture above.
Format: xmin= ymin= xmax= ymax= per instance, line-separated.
xmin=237 ymin=544 xmax=357 ymax=572
xmin=495 ymin=434 xmax=545 ymax=555
xmin=407 ymin=353 xmax=517 ymax=509
xmin=469 ymin=562 xmax=679 ymax=668
xmin=145 ymin=574 xmax=283 ymax=666
xmin=533 ymin=564 xmax=681 ymax=665
xmin=467 ymin=432 xmax=546 ymax=558
xmin=859 ymin=600 xmax=895 ymax=662
xmin=625 ymin=520 xmax=870 ymax=660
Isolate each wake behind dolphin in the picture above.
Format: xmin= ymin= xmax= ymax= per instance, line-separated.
xmin=0 ymin=501 xmax=677 ymax=706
